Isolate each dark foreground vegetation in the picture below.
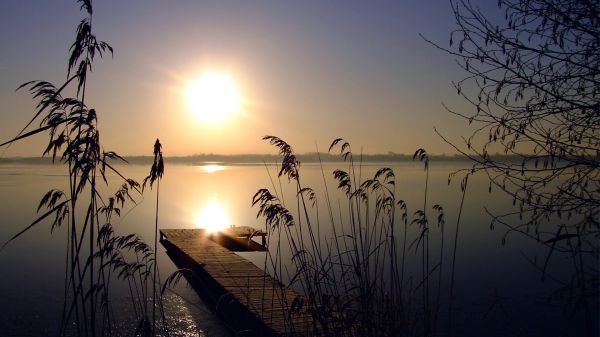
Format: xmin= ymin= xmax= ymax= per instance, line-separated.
xmin=256 ymin=0 xmax=600 ymax=335
xmin=252 ymin=135 xmax=469 ymax=336
xmin=427 ymin=1 xmax=599 ymax=335
xmin=1 ymin=1 xmax=167 ymax=336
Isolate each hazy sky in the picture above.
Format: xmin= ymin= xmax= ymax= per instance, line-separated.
xmin=0 ymin=1 xmax=495 ymax=156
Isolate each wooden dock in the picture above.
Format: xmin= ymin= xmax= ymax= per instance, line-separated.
xmin=160 ymin=228 xmax=315 ymax=336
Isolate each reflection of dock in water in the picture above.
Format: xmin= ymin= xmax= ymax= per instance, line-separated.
xmin=160 ymin=228 xmax=314 ymax=336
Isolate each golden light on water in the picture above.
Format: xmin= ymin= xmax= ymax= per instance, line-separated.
xmin=195 ymin=198 xmax=230 ymax=233
xmin=200 ymin=164 xmax=225 ymax=173
xmin=186 ymin=72 xmax=241 ymax=123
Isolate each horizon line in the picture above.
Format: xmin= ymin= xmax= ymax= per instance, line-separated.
xmin=0 ymin=152 xmax=525 ymax=165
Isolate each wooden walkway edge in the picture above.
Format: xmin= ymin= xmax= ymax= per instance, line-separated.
xmin=160 ymin=229 xmax=314 ymax=337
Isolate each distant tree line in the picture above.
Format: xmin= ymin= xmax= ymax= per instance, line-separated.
xmin=0 ymin=152 xmax=529 ymax=165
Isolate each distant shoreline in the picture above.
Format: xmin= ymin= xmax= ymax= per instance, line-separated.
xmin=0 ymin=153 xmax=521 ymax=165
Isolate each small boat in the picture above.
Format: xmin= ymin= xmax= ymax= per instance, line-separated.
xmin=208 ymin=225 xmax=268 ymax=251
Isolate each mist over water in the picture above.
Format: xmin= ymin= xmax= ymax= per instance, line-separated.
xmin=0 ymin=162 xmax=590 ymax=336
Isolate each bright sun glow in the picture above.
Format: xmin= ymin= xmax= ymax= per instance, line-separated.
xmin=200 ymin=164 xmax=225 ymax=173
xmin=187 ymin=72 xmax=241 ymax=123
xmin=195 ymin=199 xmax=230 ymax=233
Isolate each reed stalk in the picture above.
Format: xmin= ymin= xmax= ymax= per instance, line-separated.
xmin=447 ymin=174 xmax=468 ymax=337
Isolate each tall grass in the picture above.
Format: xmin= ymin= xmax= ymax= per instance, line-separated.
xmin=0 ymin=1 xmax=167 ymax=336
xmin=252 ymin=136 xmax=468 ymax=337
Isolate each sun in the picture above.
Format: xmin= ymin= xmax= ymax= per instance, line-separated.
xmin=187 ymin=72 xmax=241 ymax=123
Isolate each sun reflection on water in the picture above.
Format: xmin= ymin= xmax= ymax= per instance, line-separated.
xmin=199 ymin=164 xmax=224 ymax=173
xmin=194 ymin=198 xmax=230 ymax=233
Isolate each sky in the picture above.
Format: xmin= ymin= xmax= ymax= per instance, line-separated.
xmin=0 ymin=1 xmax=496 ymax=156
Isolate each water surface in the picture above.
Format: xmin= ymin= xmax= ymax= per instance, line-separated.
xmin=0 ymin=162 xmax=592 ymax=336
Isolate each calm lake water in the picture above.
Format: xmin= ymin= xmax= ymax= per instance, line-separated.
xmin=0 ymin=161 xmax=594 ymax=336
